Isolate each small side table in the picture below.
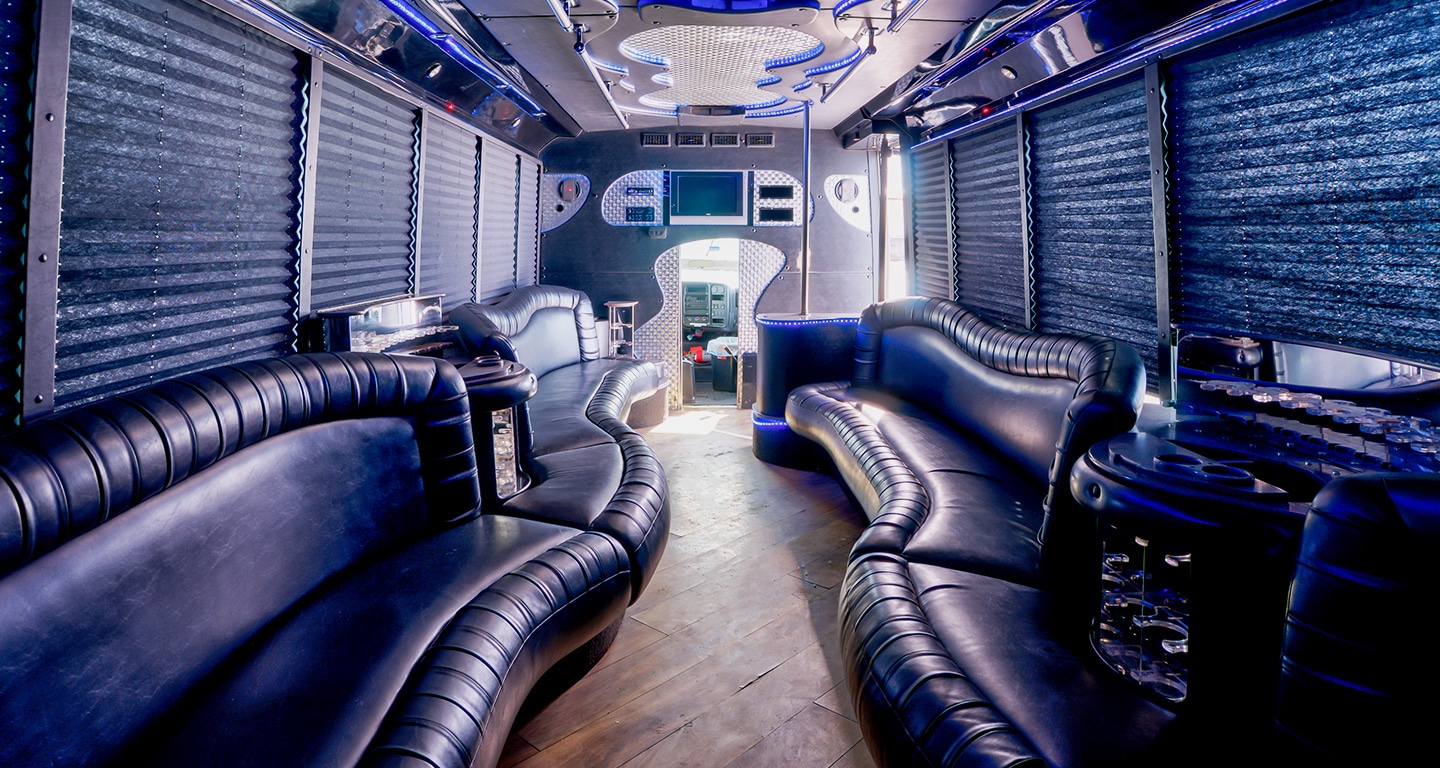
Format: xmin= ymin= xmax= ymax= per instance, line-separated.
xmin=458 ymin=355 xmax=538 ymax=511
xmin=1071 ymin=432 xmax=1308 ymax=730
xmin=605 ymin=300 xmax=638 ymax=358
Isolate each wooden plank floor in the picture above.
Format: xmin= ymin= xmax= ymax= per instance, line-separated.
xmin=499 ymin=406 xmax=878 ymax=768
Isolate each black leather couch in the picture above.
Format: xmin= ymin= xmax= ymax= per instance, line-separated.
xmin=0 ymin=352 xmax=636 ymax=768
xmin=784 ymin=298 xmax=1160 ymax=767
xmin=451 ymin=285 xmax=669 ymax=600
xmin=1271 ymin=472 xmax=1440 ymax=765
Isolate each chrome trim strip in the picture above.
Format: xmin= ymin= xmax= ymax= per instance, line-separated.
xmin=21 ymin=0 xmax=73 ymax=422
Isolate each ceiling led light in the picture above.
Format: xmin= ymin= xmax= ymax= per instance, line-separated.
xmin=619 ymin=24 xmax=820 ymax=111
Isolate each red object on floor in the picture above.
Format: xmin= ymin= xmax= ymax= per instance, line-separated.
xmin=689 ymin=345 xmax=708 ymax=363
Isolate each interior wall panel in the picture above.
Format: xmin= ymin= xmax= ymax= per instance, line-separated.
xmin=309 ymin=68 xmax=416 ymax=311
xmin=1030 ymin=74 xmax=1159 ymax=383
xmin=55 ymin=0 xmax=300 ymax=407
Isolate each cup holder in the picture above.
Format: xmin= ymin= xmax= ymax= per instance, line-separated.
xmin=1153 ymin=453 xmax=1203 ymax=471
xmin=1197 ymin=463 xmax=1254 ymax=483
xmin=1152 ymin=452 xmax=1254 ymax=484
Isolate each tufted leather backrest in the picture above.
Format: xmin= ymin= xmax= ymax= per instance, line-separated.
xmin=854 ymin=297 xmax=1145 ymax=554
xmin=450 ymin=286 xmax=602 ymax=377
xmin=1275 ymin=473 xmax=1438 ymax=763
xmin=0 ymin=352 xmax=480 ymax=576
xmin=0 ymin=352 xmax=481 ymax=767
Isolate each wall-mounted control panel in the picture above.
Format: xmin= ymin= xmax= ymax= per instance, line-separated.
xmin=601 ymin=170 xmax=807 ymax=228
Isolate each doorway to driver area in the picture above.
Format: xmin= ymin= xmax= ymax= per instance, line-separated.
xmin=679 ymin=239 xmax=739 ymax=407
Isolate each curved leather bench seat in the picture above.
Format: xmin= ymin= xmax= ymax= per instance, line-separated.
xmin=1273 ymin=473 xmax=1440 ymax=764
xmin=0 ymin=352 xmax=632 ymax=768
xmin=452 ymin=285 xmax=669 ymax=601
xmin=784 ymin=298 xmax=1163 ymax=767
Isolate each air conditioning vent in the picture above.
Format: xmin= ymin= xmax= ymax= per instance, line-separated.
xmin=640 ymin=132 xmax=671 ymax=147
xmin=745 ymin=133 xmax=775 ymax=148
xmin=710 ymin=133 xmax=739 ymax=147
xmin=675 ymin=132 xmax=706 ymax=147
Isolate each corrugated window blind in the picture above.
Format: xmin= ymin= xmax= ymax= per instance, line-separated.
xmin=1169 ymin=0 xmax=1440 ymax=365
xmin=0 ymin=0 xmax=36 ymax=428
xmin=479 ymin=140 xmax=519 ymax=302
xmin=951 ymin=119 xmax=1027 ymax=328
xmin=1030 ymin=75 xmax=1158 ymax=383
xmin=418 ymin=117 xmax=478 ymax=307
xmin=310 ymin=69 xmax=417 ymax=311
xmin=908 ymin=140 xmax=953 ymax=300
xmin=56 ymin=0 xmax=299 ymax=407
xmin=516 ymin=155 xmax=540 ymax=287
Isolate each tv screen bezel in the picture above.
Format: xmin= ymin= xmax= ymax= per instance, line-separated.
xmin=668 ymin=171 xmax=749 ymax=225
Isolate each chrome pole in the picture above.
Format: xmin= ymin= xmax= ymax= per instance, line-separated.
xmin=800 ymin=99 xmax=812 ymax=316
xmin=876 ymin=135 xmax=890 ymax=302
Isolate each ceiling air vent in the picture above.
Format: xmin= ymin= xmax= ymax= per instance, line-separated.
xmin=745 ymin=133 xmax=775 ymax=148
xmin=675 ymin=131 xmax=706 ymax=147
xmin=711 ymin=133 xmax=739 ymax=147
xmin=640 ymin=132 xmax=671 ymax=147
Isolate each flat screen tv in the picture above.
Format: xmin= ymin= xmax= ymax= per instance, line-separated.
xmin=668 ymin=171 xmax=748 ymax=225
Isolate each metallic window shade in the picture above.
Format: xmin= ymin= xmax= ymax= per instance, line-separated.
xmin=909 ymin=140 xmax=953 ymax=300
xmin=951 ymin=119 xmax=1027 ymax=329
xmin=1030 ymin=74 xmax=1158 ymax=383
xmin=516 ymin=155 xmax=540 ymax=287
xmin=479 ymin=140 xmax=519 ymax=302
xmin=56 ymin=0 xmax=300 ymax=408
xmin=1169 ymin=0 xmax=1440 ymax=365
xmin=0 ymin=0 xmax=36 ymax=428
xmin=418 ymin=118 xmax=479 ymax=307
xmin=310 ymin=69 xmax=417 ymax=311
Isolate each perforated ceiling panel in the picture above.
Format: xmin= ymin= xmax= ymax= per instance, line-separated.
xmin=621 ymin=25 xmax=821 ymax=111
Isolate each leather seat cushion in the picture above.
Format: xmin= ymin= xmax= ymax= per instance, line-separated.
xmin=909 ymin=563 xmax=1180 ymax=768
xmin=506 ymin=442 xmax=624 ymax=527
xmin=903 ymin=470 xmax=1044 ymax=586
xmin=122 ymin=514 xmax=591 ymax=768
xmin=838 ymin=388 xmax=1035 ymax=482
xmin=527 ymin=359 xmax=663 ymax=457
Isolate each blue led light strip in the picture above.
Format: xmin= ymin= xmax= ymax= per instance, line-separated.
xmin=745 ymin=102 xmax=808 ymax=117
xmin=804 ymin=44 xmax=863 ymax=77
xmin=754 ymin=315 xmax=860 ymax=326
xmin=751 ymin=411 xmax=791 ymax=430
xmin=766 ymin=41 xmax=825 ymax=69
xmin=734 ymin=93 xmax=789 ymax=110
xmin=373 ymin=0 xmax=546 ymax=116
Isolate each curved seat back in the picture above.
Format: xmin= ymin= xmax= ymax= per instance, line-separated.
xmin=0 ymin=353 xmax=480 ymax=767
xmin=1276 ymin=472 xmax=1440 ymax=763
xmin=853 ymin=297 xmax=1145 ymax=565
xmin=451 ymin=285 xmax=602 ymax=378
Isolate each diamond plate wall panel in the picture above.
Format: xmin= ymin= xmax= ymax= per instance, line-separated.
xmin=540 ymin=173 xmax=590 ymax=232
